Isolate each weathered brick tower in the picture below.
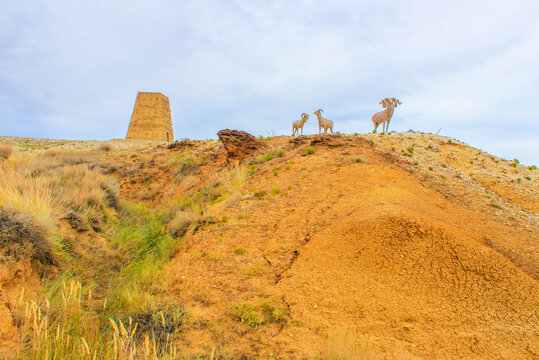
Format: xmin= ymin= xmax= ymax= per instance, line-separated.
xmin=126 ymin=92 xmax=174 ymax=142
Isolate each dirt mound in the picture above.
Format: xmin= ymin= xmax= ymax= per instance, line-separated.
xmin=276 ymin=211 xmax=538 ymax=358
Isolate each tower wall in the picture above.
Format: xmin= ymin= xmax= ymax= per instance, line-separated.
xmin=126 ymin=92 xmax=174 ymax=142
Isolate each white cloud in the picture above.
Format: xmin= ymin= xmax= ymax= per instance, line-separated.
xmin=0 ymin=0 xmax=538 ymax=163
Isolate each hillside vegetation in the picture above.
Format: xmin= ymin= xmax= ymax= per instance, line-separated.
xmin=0 ymin=132 xmax=537 ymax=359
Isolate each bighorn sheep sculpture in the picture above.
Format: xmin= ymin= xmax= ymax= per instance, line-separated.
xmin=313 ymin=109 xmax=333 ymax=134
xmin=371 ymin=98 xmax=402 ymax=133
xmin=292 ymin=113 xmax=309 ymax=136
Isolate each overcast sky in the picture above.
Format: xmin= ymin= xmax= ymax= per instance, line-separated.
xmin=1 ymin=0 xmax=538 ymax=164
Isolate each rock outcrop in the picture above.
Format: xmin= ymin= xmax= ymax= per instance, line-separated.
xmin=217 ymin=129 xmax=263 ymax=161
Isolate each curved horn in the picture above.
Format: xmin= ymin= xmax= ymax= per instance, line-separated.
xmin=380 ymin=99 xmax=387 ymax=108
xmin=396 ymin=99 xmax=402 ymax=105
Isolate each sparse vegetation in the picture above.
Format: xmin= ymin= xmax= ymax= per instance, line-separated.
xmin=271 ymin=187 xmax=281 ymax=195
xmin=355 ymin=158 xmax=362 ymax=163
xmin=234 ymin=247 xmax=247 ymax=255
xmin=229 ymin=303 xmax=262 ymax=328
xmin=306 ymin=147 xmax=315 ymax=155
xmin=99 ymin=142 xmax=113 ymax=152
xmin=242 ymin=263 xmax=264 ymax=279
xmin=172 ymin=153 xmax=198 ymax=182
xmin=253 ymin=190 xmax=267 ymax=198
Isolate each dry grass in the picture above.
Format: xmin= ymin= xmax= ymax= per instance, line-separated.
xmin=168 ymin=208 xmax=201 ymax=238
xmin=0 ymin=151 xmax=121 ymax=267
xmin=0 ymin=145 xmax=13 ymax=161
xmin=13 ymin=280 xmax=181 ymax=359
xmin=323 ymin=332 xmax=381 ymax=360
xmin=99 ymin=142 xmax=113 ymax=152
xmin=0 ymin=207 xmax=55 ymax=264
xmin=223 ymin=165 xmax=247 ymax=192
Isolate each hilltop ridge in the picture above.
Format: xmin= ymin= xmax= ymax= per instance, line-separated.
xmin=0 ymin=131 xmax=537 ymax=359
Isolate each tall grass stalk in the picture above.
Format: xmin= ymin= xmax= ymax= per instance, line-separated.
xmin=15 ymin=280 xmax=180 ymax=359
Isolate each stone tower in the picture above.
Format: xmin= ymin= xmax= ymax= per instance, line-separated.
xmin=126 ymin=92 xmax=174 ymax=142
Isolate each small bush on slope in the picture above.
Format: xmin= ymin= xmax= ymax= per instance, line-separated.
xmin=0 ymin=145 xmax=13 ymax=161
xmin=0 ymin=207 xmax=55 ymax=264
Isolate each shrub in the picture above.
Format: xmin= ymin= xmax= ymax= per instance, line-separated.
xmin=355 ymin=158 xmax=362 ymax=163
xmin=253 ymin=190 xmax=267 ymax=198
xmin=428 ymin=166 xmax=434 ymax=171
xmin=99 ymin=142 xmax=113 ymax=152
xmin=229 ymin=303 xmax=262 ymax=328
xmin=271 ymin=187 xmax=280 ymax=195
xmin=168 ymin=208 xmax=200 ymax=238
xmin=234 ymin=247 xmax=246 ymax=255
xmin=0 ymin=206 xmax=55 ymax=264
xmin=261 ymin=302 xmax=286 ymax=323
xmin=242 ymin=264 xmax=264 ymax=279
xmin=276 ymin=149 xmax=284 ymax=157
xmin=306 ymin=147 xmax=315 ymax=155
xmin=0 ymin=145 xmax=13 ymax=161
xmin=273 ymin=171 xmax=278 ymax=176
xmin=529 ymin=165 xmax=537 ymax=170
xmin=172 ymin=154 xmax=198 ymax=183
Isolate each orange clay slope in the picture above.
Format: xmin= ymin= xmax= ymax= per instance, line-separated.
xmin=166 ymin=133 xmax=538 ymax=359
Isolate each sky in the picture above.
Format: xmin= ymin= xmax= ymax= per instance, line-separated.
xmin=1 ymin=0 xmax=538 ymax=164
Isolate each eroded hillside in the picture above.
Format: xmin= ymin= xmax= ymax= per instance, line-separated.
xmin=0 ymin=132 xmax=537 ymax=359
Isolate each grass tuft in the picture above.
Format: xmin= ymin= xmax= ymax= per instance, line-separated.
xmin=0 ymin=145 xmax=13 ymax=161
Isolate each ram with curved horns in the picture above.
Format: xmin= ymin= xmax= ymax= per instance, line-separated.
xmin=371 ymin=98 xmax=402 ymax=133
